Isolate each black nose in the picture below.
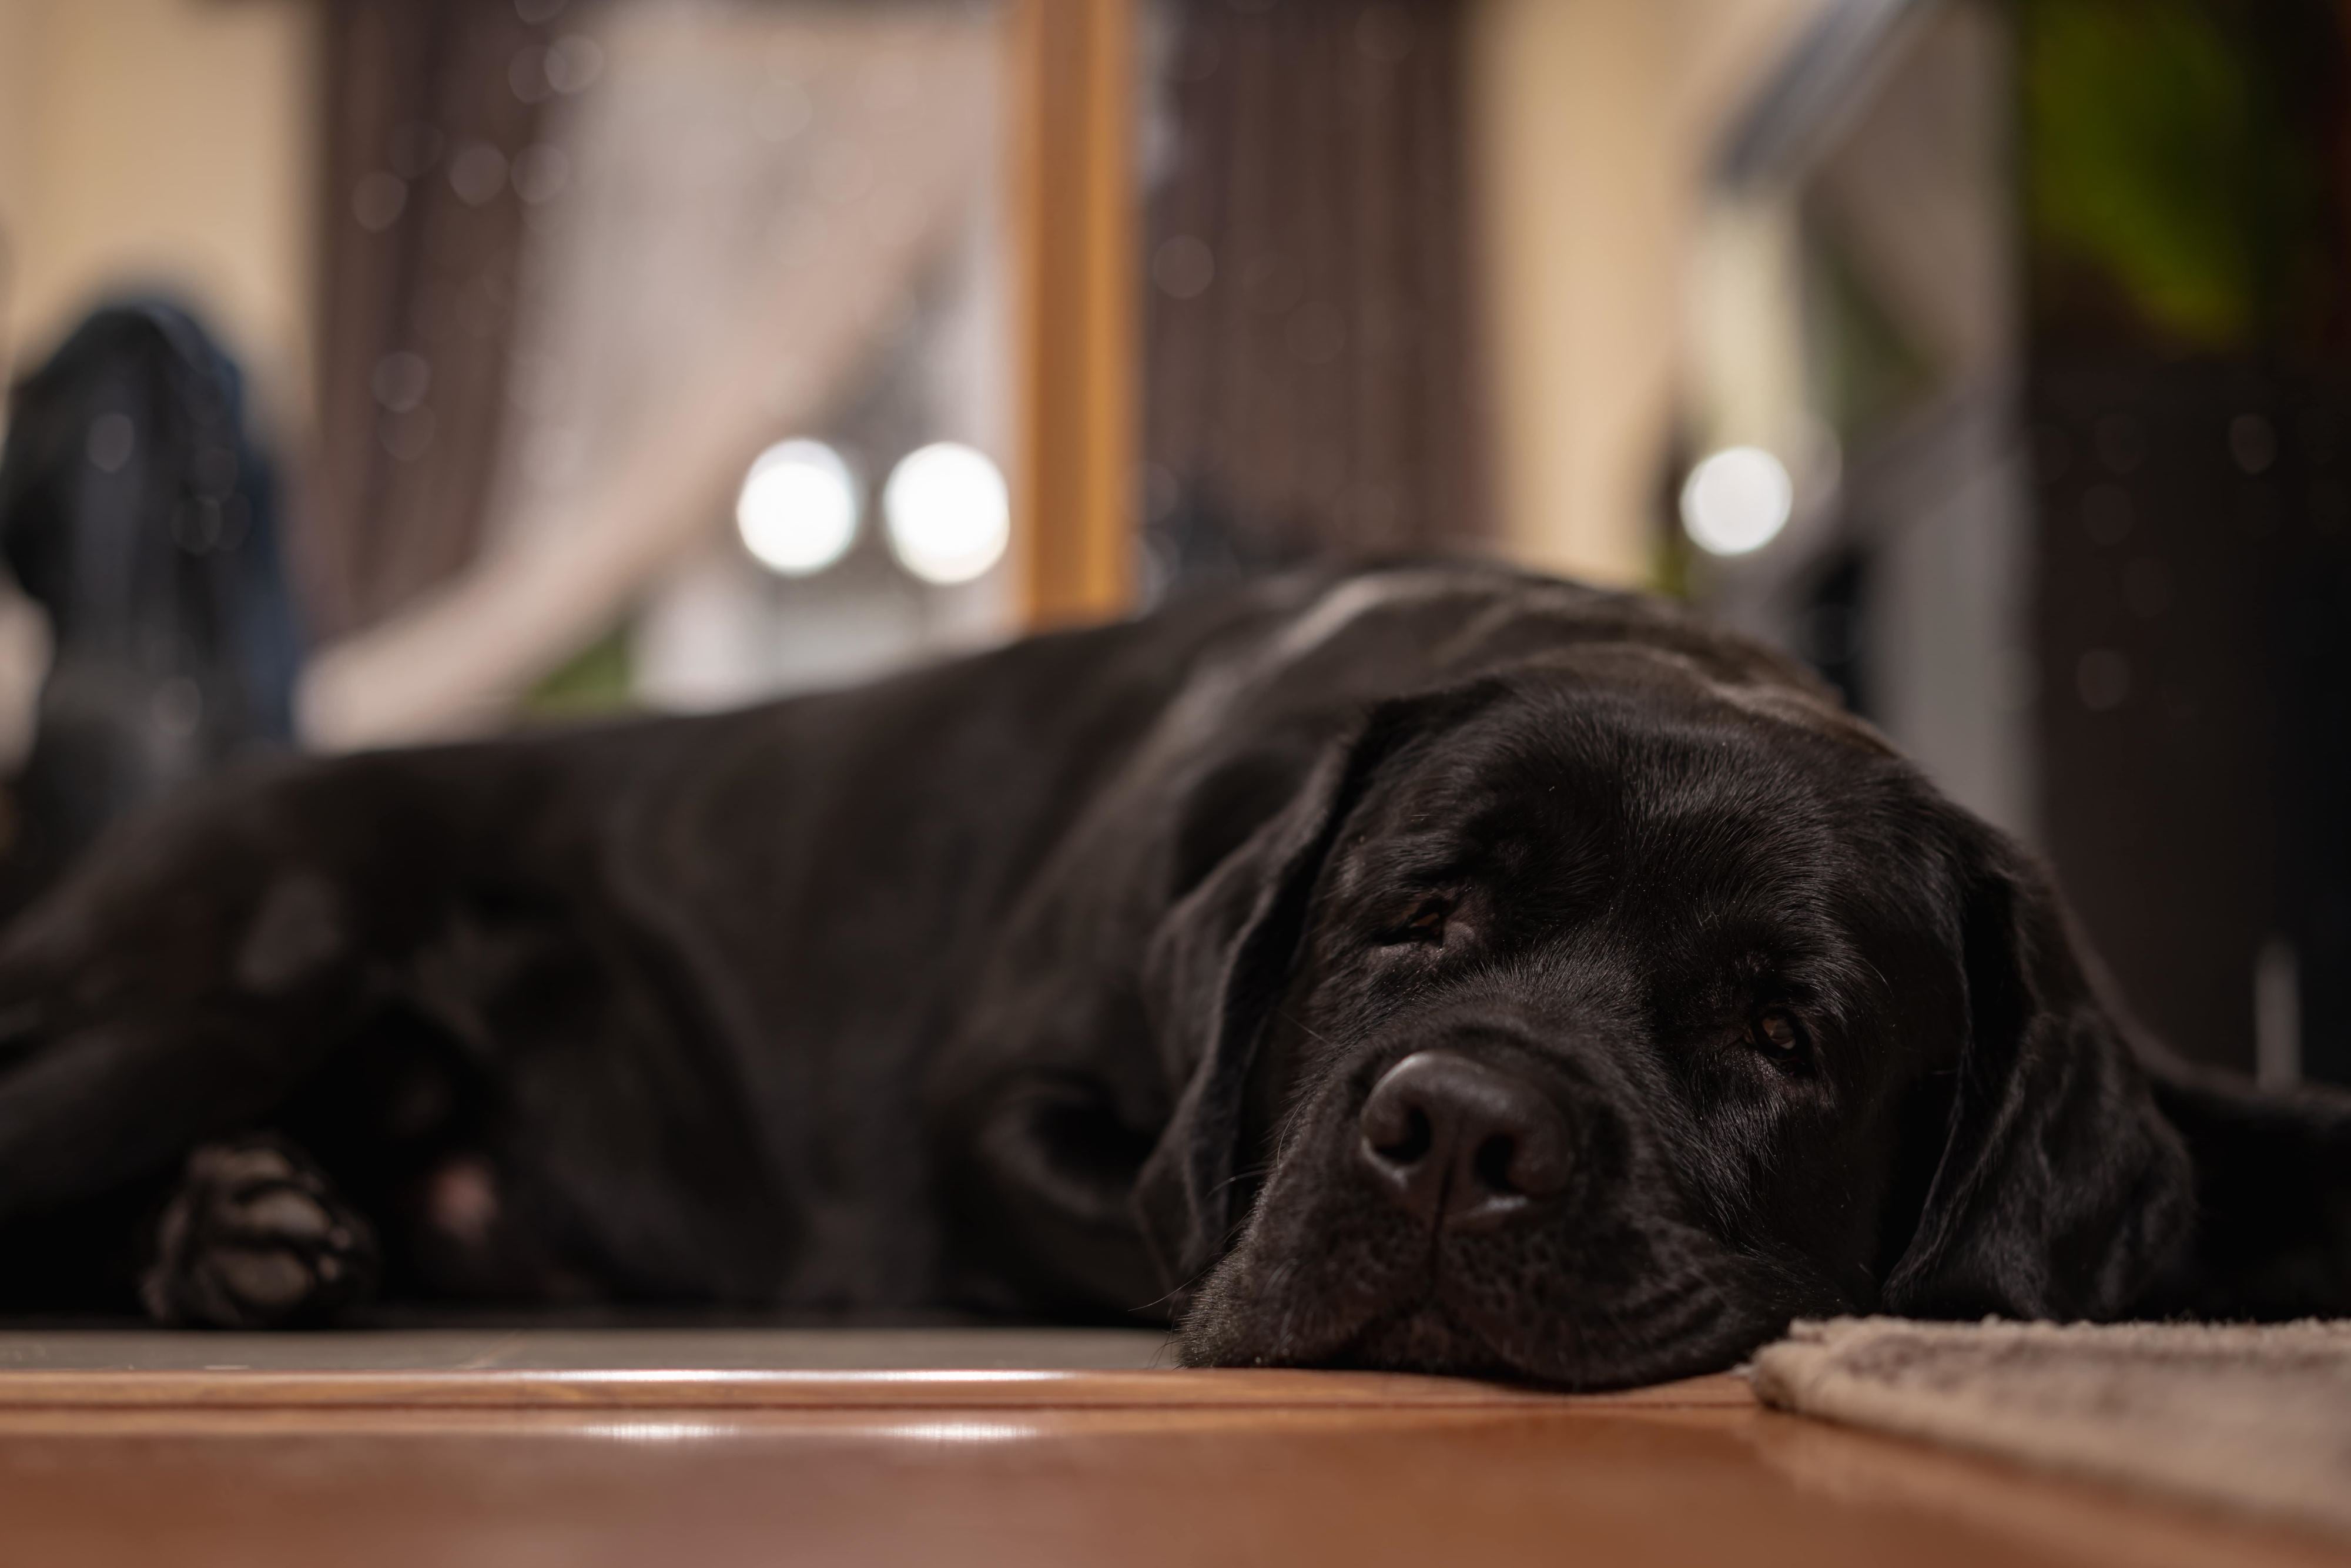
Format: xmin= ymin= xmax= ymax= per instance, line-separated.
xmin=1357 ymin=1051 xmax=1570 ymax=1229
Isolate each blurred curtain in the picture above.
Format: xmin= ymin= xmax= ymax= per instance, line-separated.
xmin=299 ymin=5 xmax=1003 ymax=746
xmin=1143 ymin=0 xmax=1485 ymax=581
xmin=310 ymin=0 xmax=562 ymax=636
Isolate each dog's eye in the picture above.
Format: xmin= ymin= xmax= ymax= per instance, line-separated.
xmin=1749 ymin=1010 xmax=1805 ymax=1058
xmin=1387 ymin=896 xmax=1451 ymax=946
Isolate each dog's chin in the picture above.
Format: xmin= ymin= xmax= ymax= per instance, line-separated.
xmin=1176 ymin=1239 xmax=1797 ymax=1389
xmin=1322 ymin=1302 xmax=1522 ymax=1379
xmin=1183 ymin=1313 xmax=1762 ymax=1390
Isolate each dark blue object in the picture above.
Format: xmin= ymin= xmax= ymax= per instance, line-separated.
xmin=0 ymin=300 xmax=302 ymax=911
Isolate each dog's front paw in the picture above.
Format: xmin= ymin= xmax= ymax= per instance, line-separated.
xmin=140 ymin=1139 xmax=379 ymax=1328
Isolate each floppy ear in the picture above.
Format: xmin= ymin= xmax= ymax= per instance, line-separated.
xmin=1882 ymin=815 xmax=2195 ymax=1319
xmin=1130 ymin=688 xmax=1495 ymax=1298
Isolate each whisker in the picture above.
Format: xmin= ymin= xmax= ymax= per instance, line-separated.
xmin=1277 ymin=1009 xmax=1337 ymax=1048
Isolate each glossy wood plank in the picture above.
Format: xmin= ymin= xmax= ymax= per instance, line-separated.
xmin=0 ymin=1326 xmax=1179 ymax=1375
xmin=0 ymin=1400 xmax=2342 ymax=1567
xmin=0 ymin=1332 xmax=2339 ymax=1567
xmin=0 ymin=1329 xmax=1747 ymax=1409
xmin=0 ymin=1365 xmax=1750 ymax=1410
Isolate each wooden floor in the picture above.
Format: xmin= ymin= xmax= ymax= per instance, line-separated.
xmin=0 ymin=1330 xmax=2342 ymax=1567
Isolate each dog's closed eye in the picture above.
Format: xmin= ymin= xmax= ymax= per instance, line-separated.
xmin=1385 ymin=896 xmax=1453 ymax=946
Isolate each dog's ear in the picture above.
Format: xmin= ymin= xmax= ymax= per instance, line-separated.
xmin=1130 ymin=686 xmax=1497 ymax=1298
xmin=1882 ymin=813 xmax=2195 ymax=1319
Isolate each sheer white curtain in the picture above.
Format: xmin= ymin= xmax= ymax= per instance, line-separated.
xmin=302 ymin=0 xmax=1005 ymax=746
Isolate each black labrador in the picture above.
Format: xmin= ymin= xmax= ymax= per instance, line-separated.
xmin=1 ymin=564 xmax=2344 ymax=1386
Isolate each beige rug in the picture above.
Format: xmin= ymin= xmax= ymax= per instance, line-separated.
xmin=1750 ymin=1316 xmax=2351 ymax=1540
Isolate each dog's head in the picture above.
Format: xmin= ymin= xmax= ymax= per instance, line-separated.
xmin=1133 ymin=651 xmax=2195 ymax=1386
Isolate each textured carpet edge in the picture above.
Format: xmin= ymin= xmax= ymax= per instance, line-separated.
xmin=1747 ymin=1316 xmax=2351 ymax=1540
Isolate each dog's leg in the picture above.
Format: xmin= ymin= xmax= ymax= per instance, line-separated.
xmin=0 ymin=812 xmax=381 ymax=1240
xmin=0 ymin=984 xmax=361 ymax=1232
xmin=0 ymin=750 xmax=540 ymax=1318
xmin=140 ymin=1137 xmax=379 ymax=1327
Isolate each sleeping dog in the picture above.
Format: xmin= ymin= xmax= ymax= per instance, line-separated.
xmin=0 ymin=563 xmax=2343 ymax=1385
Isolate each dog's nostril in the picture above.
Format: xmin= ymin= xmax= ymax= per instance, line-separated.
xmin=1473 ymin=1132 xmax=1520 ymax=1195
xmin=1372 ymin=1106 xmax=1433 ymax=1166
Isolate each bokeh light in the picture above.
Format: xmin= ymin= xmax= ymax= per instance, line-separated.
xmin=736 ymin=440 xmax=859 ymax=576
xmin=1680 ymin=446 xmax=1793 ymax=557
xmin=883 ymin=443 xmax=1009 ymax=585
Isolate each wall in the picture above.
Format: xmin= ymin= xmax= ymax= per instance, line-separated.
xmin=0 ymin=0 xmax=317 ymax=432
xmin=1467 ymin=0 xmax=1826 ymax=587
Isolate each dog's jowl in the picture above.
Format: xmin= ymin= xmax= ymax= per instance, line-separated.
xmin=0 ymin=565 xmax=2343 ymax=1386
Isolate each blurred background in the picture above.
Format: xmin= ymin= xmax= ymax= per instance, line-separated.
xmin=0 ymin=0 xmax=2342 ymax=1087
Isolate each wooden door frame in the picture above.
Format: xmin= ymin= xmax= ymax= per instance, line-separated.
xmin=1009 ymin=0 xmax=1138 ymax=629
